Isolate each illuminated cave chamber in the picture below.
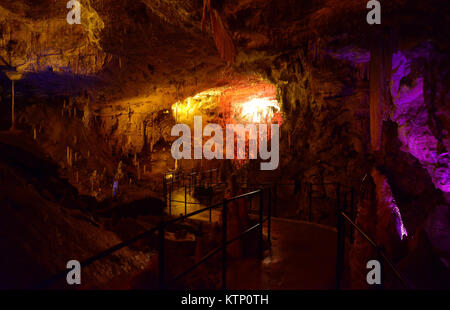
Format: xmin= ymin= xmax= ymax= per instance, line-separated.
xmin=172 ymin=79 xmax=280 ymax=125
xmin=171 ymin=79 xmax=282 ymax=168
xmin=0 ymin=0 xmax=449 ymax=290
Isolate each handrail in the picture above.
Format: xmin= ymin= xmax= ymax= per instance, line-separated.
xmin=340 ymin=211 xmax=413 ymax=289
xmin=164 ymin=190 xmax=261 ymax=226
xmin=37 ymin=225 xmax=160 ymax=289
xmin=162 ymin=188 xmax=268 ymax=289
xmin=37 ymin=188 xmax=267 ymax=290
xmin=169 ymin=221 xmax=262 ymax=285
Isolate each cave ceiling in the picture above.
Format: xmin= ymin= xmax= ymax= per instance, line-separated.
xmin=0 ymin=0 xmax=448 ymax=109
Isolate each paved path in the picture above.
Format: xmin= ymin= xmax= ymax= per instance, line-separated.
xmin=166 ymin=188 xmax=337 ymax=289
xmin=227 ymin=218 xmax=337 ymax=289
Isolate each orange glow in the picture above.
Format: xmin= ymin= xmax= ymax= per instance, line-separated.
xmin=240 ymin=97 xmax=280 ymax=123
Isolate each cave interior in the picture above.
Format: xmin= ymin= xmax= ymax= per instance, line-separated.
xmin=0 ymin=0 xmax=449 ymax=290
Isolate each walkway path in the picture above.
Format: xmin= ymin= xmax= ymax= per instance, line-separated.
xmin=227 ymin=218 xmax=337 ymax=289
xmin=167 ymin=187 xmax=338 ymax=289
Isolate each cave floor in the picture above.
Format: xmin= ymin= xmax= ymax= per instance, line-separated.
xmin=226 ymin=218 xmax=337 ymax=290
xmin=164 ymin=188 xmax=338 ymax=289
xmin=102 ymin=214 xmax=338 ymax=290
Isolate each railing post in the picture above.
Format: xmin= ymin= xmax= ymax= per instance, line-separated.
xmin=184 ymin=185 xmax=187 ymax=216
xmin=308 ymin=182 xmax=313 ymax=222
xmin=189 ymin=174 xmax=192 ymax=193
xmin=208 ymin=194 xmax=213 ymax=223
xmin=268 ymin=187 xmax=272 ymax=245
xmin=158 ymin=224 xmax=165 ymax=288
xmin=274 ymin=184 xmax=278 ymax=217
xmin=259 ymin=190 xmax=264 ymax=259
xmin=336 ymin=183 xmax=344 ymax=290
xmin=350 ymin=187 xmax=355 ymax=244
xmin=169 ymin=182 xmax=172 ymax=215
xmin=377 ymin=246 xmax=385 ymax=290
xmin=222 ymin=200 xmax=228 ymax=290
xmin=163 ymin=175 xmax=167 ymax=208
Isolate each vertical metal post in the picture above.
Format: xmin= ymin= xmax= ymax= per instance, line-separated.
xmin=350 ymin=187 xmax=355 ymax=244
xmin=259 ymin=190 xmax=264 ymax=259
xmin=308 ymin=182 xmax=313 ymax=222
xmin=343 ymin=192 xmax=348 ymax=241
xmin=163 ymin=176 xmax=167 ymax=208
xmin=377 ymin=246 xmax=385 ymax=290
xmin=274 ymin=184 xmax=278 ymax=217
xmin=158 ymin=224 xmax=165 ymax=288
xmin=11 ymin=80 xmax=15 ymax=131
xmin=189 ymin=174 xmax=192 ymax=193
xmin=169 ymin=182 xmax=172 ymax=215
xmin=222 ymin=200 xmax=228 ymax=290
xmin=209 ymin=193 xmax=212 ymax=223
xmin=268 ymin=187 xmax=272 ymax=245
xmin=184 ymin=184 xmax=187 ymax=216
xmin=336 ymin=183 xmax=344 ymax=290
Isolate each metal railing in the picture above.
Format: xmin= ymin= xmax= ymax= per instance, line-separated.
xmin=163 ymin=168 xmax=221 ymax=216
xmin=238 ymin=180 xmax=354 ymax=222
xmin=37 ymin=169 xmax=411 ymax=290
xmin=335 ymin=184 xmax=413 ymax=289
xmin=37 ymin=186 xmax=271 ymax=290
xmin=161 ymin=188 xmax=271 ymax=289
xmin=232 ymin=179 xmax=413 ymax=290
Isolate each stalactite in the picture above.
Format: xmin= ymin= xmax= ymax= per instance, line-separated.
xmin=201 ymin=0 xmax=236 ymax=63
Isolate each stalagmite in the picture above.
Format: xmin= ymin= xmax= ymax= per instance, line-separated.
xmin=91 ymin=170 xmax=97 ymax=192
xmin=66 ymin=147 xmax=70 ymax=167
xmin=137 ymin=162 xmax=141 ymax=180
